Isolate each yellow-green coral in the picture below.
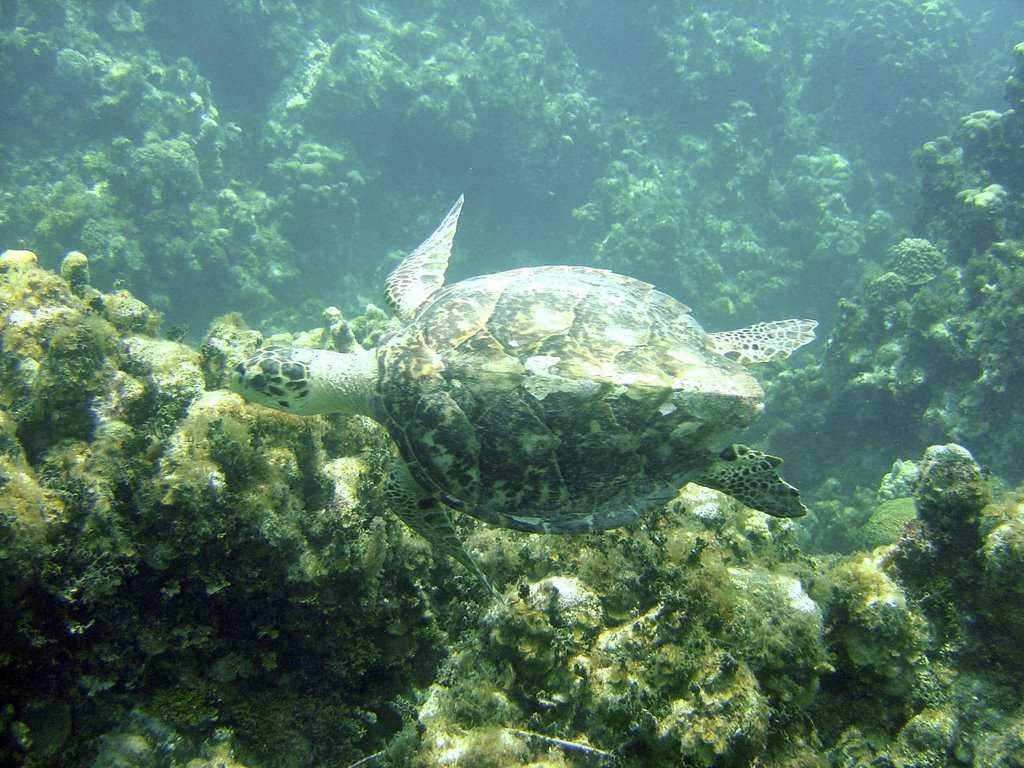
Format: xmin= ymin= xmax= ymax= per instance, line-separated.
xmin=957 ymin=183 xmax=1007 ymax=208
xmin=889 ymin=238 xmax=945 ymax=286
xmin=860 ymin=497 xmax=917 ymax=550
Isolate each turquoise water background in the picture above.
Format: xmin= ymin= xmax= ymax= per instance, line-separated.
xmin=3 ymin=3 xmax=1024 ymax=766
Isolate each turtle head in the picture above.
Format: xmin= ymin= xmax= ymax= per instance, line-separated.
xmin=230 ymin=345 xmax=379 ymax=417
xmin=698 ymin=444 xmax=809 ymax=519
xmin=230 ymin=345 xmax=320 ymax=414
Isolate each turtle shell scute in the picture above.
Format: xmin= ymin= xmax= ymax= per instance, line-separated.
xmin=378 ymin=266 xmax=763 ymax=533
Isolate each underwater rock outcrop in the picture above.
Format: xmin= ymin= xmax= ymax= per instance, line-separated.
xmin=770 ymin=42 xmax=1024 ymax=514
xmin=3 ymin=250 xmax=1024 ymax=767
xmin=383 ymin=441 xmax=1024 ymax=768
xmin=0 ymin=250 xmax=444 ymax=767
xmin=384 ymin=484 xmax=828 ymax=767
xmin=798 ymin=444 xmax=1024 ymax=768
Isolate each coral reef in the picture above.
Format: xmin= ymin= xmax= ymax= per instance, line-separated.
xmin=769 ymin=41 xmax=1024 ymax=514
xmin=0 ymin=251 xmax=444 ymax=767
xmin=3 ymin=249 xmax=1024 ymax=767
xmin=0 ymin=0 xmax=1010 ymax=334
xmin=813 ymin=445 xmax=1024 ymax=768
xmin=3 ymin=2 xmax=1024 ymax=766
xmin=386 ymin=484 xmax=829 ymax=767
xmin=385 ymin=442 xmax=1024 ymax=768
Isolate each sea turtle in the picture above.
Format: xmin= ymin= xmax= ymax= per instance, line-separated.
xmin=230 ymin=196 xmax=816 ymax=598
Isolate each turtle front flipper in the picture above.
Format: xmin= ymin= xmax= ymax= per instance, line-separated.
xmin=707 ymin=319 xmax=817 ymax=364
xmin=698 ymin=444 xmax=808 ymax=518
xmin=384 ymin=457 xmax=503 ymax=602
xmin=384 ymin=195 xmax=464 ymax=320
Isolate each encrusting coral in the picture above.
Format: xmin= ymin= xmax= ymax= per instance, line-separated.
xmin=4 ymin=246 xmax=1024 ymax=767
xmin=0 ymin=249 xmax=444 ymax=767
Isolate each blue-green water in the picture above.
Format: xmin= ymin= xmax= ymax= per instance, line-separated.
xmin=1 ymin=2 xmax=1023 ymax=766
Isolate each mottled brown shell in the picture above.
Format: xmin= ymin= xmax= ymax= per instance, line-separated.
xmin=377 ymin=266 xmax=763 ymax=533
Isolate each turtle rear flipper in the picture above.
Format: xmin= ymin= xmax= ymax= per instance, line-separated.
xmin=708 ymin=319 xmax=817 ymax=365
xmin=698 ymin=444 xmax=808 ymax=518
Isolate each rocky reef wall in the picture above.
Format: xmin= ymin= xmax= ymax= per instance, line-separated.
xmin=1 ymin=1 xmax=1016 ymax=333
xmin=769 ymin=42 xmax=1024 ymax=526
xmin=2 ymin=250 xmax=1024 ymax=767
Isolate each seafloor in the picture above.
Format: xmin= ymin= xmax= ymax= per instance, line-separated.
xmin=5 ymin=246 xmax=1024 ymax=766
xmin=2 ymin=2 xmax=1024 ymax=767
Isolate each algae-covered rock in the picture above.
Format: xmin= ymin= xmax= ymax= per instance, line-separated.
xmin=59 ymin=250 xmax=93 ymax=298
xmin=396 ymin=484 xmax=828 ymax=766
xmin=657 ymin=649 xmax=770 ymax=767
xmin=915 ymin=443 xmax=990 ymax=555
xmin=102 ymin=289 xmax=161 ymax=336
xmin=199 ymin=313 xmax=264 ymax=391
xmin=486 ymin=575 xmax=604 ymax=677
xmin=891 ymin=706 xmax=959 ymax=768
xmin=980 ymin=505 xmax=1024 ymax=605
xmin=973 ymin=494 xmax=1024 ymax=649
xmin=879 ymin=459 xmax=923 ymax=501
xmin=973 ymin=711 xmax=1024 ymax=768
xmin=123 ymin=336 xmax=205 ymax=428
xmin=0 ymin=249 xmax=124 ymax=459
xmin=826 ymin=553 xmax=931 ymax=693
xmin=0 ymin=252 xmax=443 ymax=767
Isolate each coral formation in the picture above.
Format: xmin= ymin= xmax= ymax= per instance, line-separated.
xmin=3 ymin=2 xmax=1024 ymax=766
xmin=1 ymin=0 xmax=1009 ymax=334
xmin=0 ymin=251 xmax=444 ymax=767
xmin=860 ymin=497 xmax=917 ymax=550
xmin=889 ymin=237 xmax=946 ymax=286
xmin=771 ymin=40 xmax=1024 ymax=514
xmin=2 ymin=247 xmax=1024 ymax=767
xmin=386 ymin=482 xmax=829 ymax=767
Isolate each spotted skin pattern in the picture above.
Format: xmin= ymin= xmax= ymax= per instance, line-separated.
xmin=708 ymin=319 xmax=819 ymax=365
xmin=700 ymin=444 xmax=805 ymax=519
xmin=232 ymin=346 xmax=314 ymax=412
